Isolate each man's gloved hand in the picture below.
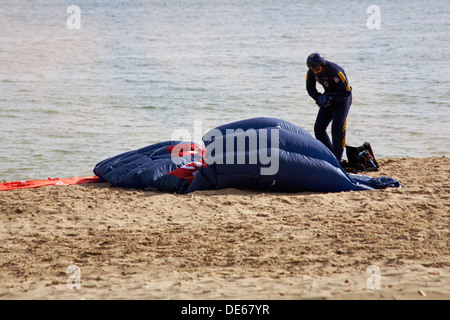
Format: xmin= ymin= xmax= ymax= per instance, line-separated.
xmin=317 ymin=94 xmax=330 ymax=108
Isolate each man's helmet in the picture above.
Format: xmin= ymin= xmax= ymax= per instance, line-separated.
xmin=307 ymin=53 xmax=326 ymax=69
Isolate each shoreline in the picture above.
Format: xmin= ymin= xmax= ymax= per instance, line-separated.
xmin=0 ymin=156 xmax=448 ymax=300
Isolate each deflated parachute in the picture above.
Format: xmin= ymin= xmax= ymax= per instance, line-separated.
xmin=186 ymin=117 xmax=393 ymax=193
xmin=93 ymin=118 xmax=401 ymax=193
xmin=93 ymin=141 xmax=207 ymax=193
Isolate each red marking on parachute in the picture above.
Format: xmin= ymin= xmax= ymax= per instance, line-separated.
xmin=166 ymin=143 xmax=206 ymax=159
xmin=167 ymin=161 xmax=207 ymax=183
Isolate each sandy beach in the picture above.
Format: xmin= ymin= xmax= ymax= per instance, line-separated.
xmin=0 ymin=156 xmax=448 ymax=300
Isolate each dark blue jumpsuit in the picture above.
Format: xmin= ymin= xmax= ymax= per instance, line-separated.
xmin=306 ymin=61 xmax=352 ymax=161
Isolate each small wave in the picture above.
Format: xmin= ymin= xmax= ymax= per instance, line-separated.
xmin=140 ymin=105 xmax=158 ymax=109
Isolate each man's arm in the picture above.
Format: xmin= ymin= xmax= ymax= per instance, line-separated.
xmin=306 ymin=69 xmax=321 ymax=101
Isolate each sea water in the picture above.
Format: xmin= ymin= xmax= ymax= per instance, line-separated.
xmin=0 ymin=0 xmax=449 ymax=181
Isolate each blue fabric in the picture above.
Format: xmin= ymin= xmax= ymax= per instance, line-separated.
xmin=93 ymin=118 xmax=401 ymax=193
xmin=93 ymin=140 xmax=202 ymax=190
xmin=349 ymin=174 xmax=402 ymax=189
xmin=187 ymin=117 xmax=374 ymax=193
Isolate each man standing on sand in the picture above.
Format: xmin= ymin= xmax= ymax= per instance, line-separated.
xmin=306 ymin=53 xmax=352 ymax=163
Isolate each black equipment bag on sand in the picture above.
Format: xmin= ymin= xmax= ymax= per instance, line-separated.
xmin=341 ymin=142 xmax=379 ymax=173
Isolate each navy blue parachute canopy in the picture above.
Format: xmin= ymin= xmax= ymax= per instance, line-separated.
xmin=93 ymin=117 xmax=401 ymax=193
xmin=186 ymin=117 xmax=401 ymax=193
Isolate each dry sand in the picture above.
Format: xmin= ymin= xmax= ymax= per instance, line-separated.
xmin=0 ymin=157 xmax=449 ymax=300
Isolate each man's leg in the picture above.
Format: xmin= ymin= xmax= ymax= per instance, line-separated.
xmin=331 ymin=95 xmax=352 ymax=161
xmin=314 ymin=106 xmax=333 ymax=152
